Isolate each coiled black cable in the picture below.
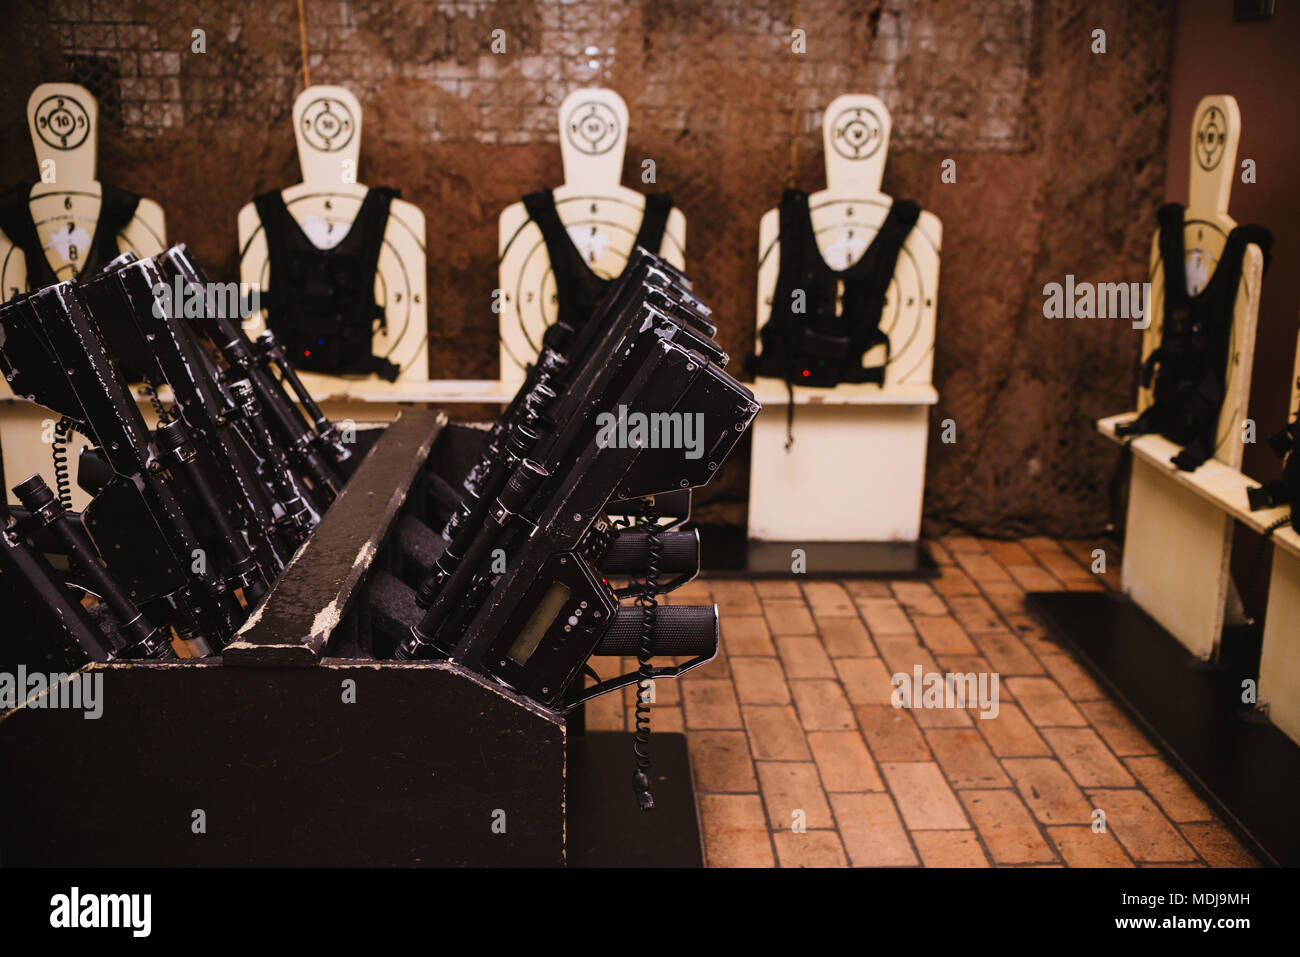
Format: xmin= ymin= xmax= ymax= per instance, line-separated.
xmin=143 ymin=382 xmax=173 ymax=424
xmin=1244 ymin=512 xmax=1293 ymax=624
xmin=631 ymin=496 xmax=662 ymax=811
xmin=51 ymin=417 xmax=75 ymax=510
xmin=1262 ymin=513 xmax=1292 ymax=540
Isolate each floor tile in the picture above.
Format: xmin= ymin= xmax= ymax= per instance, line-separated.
xmin=1086 ymin=789 xmax=1197 ymax=862
xmin=926 ymin=728 xmax=1010 ymax=788
xmin=880 ymin=762 xmax=968 ymax=830
xmin=960 ymin=790 xmax=1057 ymax=864
xmin=741 ymin=704 xmax=810 ymax=761
xmin=757 ymin=761 xmax=834 ymax=830
xmin=772 ymin=830 xmax=849 ymax=867
xmin=831 ymin=793 xmax=919 ymax=867
xmin=912 ymin=830 xmax=990 ymax=867
xmin=807 ymin=730 xmax=884 ymax=791
xmin=688 ymin=730 xmax=757 ymax=791
xmin=699 ymin=794 xmax=776 ymax=867
xmin=731 ymin=656 xmax=792 ymax=705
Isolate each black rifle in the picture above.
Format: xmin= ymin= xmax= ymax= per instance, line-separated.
xmin=438 ymin=267 xmax=727 ymax=601
xmin=0 ymin=497 xmax=117 ymax=669
xmin=10 ymin=474 xmax=173 ymax=659
xmin=160 ymin=246 xmax=348 ymax=502
xmin=0 ymin=282 xmax=245 ymax=653
xmin=418 ymin=289 xmax=729 ymax=614
xmin=78 ymin=253 xmax=304 ymax=594
xmin=456 ymin=248 xmax=716 ymax=505
xmin=397 ymin=306 xmax=758 ymax=709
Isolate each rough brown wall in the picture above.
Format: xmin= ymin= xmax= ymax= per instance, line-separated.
xmin=0 ymin=0 xmax=1175 ymax=536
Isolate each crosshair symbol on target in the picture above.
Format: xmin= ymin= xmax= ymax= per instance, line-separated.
xmin=1195 ymin=106 xmax=1226 ymax=171
xmin=565 ymin=102 xmax=620 ymax=156
xmin=300 ymin=98 xmax=356 ymax=153
xmin=34 ymin=95 xmax=90 ymax=151
xmin=830 ymin=107 xmax=883 ymax=161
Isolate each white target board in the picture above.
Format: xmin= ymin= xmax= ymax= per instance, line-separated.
xmin=748 ymin=94 xmax=941 ymax=543
xmin=1134 ymin=98 xmax=1258 ymax=469
xmin=238 ymin=85 xmax=429 ymax=393
xmin=1100 ymin=95 xmax=1267 ymax=660
xmin=0 ymin=83 xmax=167 ymax=297
xmin=497 ymin=88 xmax=686 ymax=387
xmin=0 ymin=82 xmax=167 ymax=508
xmin=752 ymin=96 xmax=941 ymax=389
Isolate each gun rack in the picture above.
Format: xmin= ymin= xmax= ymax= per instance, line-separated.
xmin=0 ymin=409 xmax=704 ymax=866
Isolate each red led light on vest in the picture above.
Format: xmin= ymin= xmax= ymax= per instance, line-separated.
xmin=304 ymin=350 xmax=311 ymax=357
xmin=802 ymin=369 xmax=810 ymax=377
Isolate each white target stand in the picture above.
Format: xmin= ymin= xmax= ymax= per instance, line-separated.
xmin=497 ymin=88 xmax=687 ymax=389
xmin=238 ymin=86 xmax=431 ymax=398
xmin=744 ymin=95 xmax=941 ymax=574
xmin=237 ymin=86 xmax=510 ymax=425
xmin=1097 ymin=95 xmax=1269 ymax=662
xmin=0 ymin=82 xmax=167 ymax=509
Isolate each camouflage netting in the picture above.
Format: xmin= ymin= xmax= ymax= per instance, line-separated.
xmin=0 ymin=0 xmax=1175 ymax=537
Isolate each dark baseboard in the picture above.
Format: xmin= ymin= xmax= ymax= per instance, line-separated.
xmin=566 ymin=730 xmax=704 ymax=867
xmin=697 ymin=523 xmax=938 ymax=579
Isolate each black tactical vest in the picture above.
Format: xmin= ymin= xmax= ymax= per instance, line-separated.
xmin=253 ymin=187 xmax=400 ymax=381
xmin=0 ymin=182 xmax=140 ymax=294
xmin=747 ymin=188 xmax=920 ymax=388
xmin=1116 ymin=203 xmax=1273 ymax=471
xmin=522 ymin=189 xmax=673 ymax=343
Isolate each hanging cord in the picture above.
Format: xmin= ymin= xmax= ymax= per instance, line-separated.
xmin=1244 ymin=511 xmax=1292 ymax=628
xmin=786 ymin=0 xmax=801 ymax=187
xmin=1105 ymin=446 xmax=1133 ymax=541
xmin=50 ymin=417 xmax=76 ymax=510
xmin=1243 ymin=425 xmax=1296 ymax=620
xmin=631 ymin=496 xmax=662 ymax=811
xmin=781 ymin=0 xmax=800 ymax=448
xmin=784 ymin=381 xmax=795 ymax=450
xmin=296 ymin=0 xmax=311 ymax=88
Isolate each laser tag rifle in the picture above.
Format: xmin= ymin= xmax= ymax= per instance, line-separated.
xmin=8 ymin=474 xmax=173 ymax=661
xmin=159 ymin=245 xmax=350 ymax=502
xmin=0 ymin=496 xmax=117 ymax=670
xmin=77 ymin=253 xmax=307 ymax=589
xmin=463 ymin=247 xmax=714 ymax=500
xmin=455 ymin=346 xmax=755 ymax=708
xmin=396 ymin=305 xmax=759 ymax=711
xmin=138 ymin=251 xmax=328 ymax=532
xmin=444 ymin=256 xmax=728 ymax=587
xmin=0 ymin=281 xmax=245 ymax=654
xmin=424 ymin=285 xmax=729 ymax=616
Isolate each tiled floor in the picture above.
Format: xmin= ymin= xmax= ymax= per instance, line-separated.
xmin=584 ymin=535 xmax=1259 ymax=867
